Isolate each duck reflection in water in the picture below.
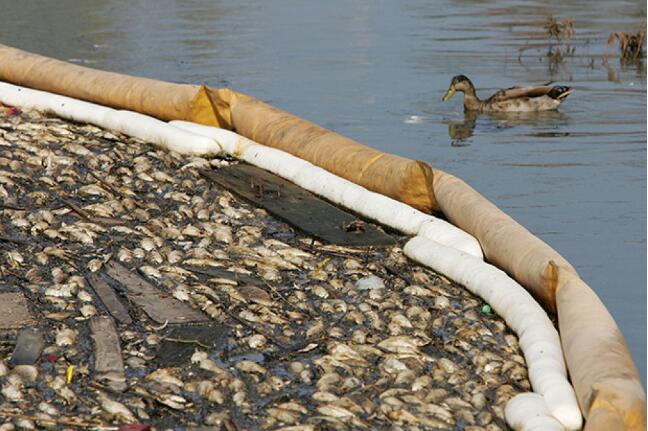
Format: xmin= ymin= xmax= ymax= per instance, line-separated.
xmin=444 ymin=109 xmax=570 ymax=146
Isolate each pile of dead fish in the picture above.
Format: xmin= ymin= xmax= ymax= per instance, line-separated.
xmin=0 ymin=109 xmax=531 ymax=430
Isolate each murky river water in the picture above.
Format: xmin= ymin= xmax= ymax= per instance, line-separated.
xmin=2 ymin=0 xmax=646 ymax=383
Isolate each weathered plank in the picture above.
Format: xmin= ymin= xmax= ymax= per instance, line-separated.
xmin=0 ymin=292 xmax=36 ymax=329
xmin=103 ymin=261 xmax=209 ymax=324
xmin=86 ymin=273 xmax=133 ymax=325
xmin=89 ymin=316 xmax=127 ymax=392
xmin=200 ymin=165 xmax=395 ymax=247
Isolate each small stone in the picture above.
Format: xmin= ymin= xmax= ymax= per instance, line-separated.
xmin=11 ymin=329 xmax=44 ymax=366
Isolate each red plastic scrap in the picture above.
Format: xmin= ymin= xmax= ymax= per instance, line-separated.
xmin=0 ymin=103 xmax=20 ymax=116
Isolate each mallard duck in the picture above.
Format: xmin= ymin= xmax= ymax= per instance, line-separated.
xmin=442 ymin=75 xmax=573 ymax=112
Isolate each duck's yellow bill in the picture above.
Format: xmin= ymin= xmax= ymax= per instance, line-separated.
xmin=442 ymin=88 xmax=456 ymax=102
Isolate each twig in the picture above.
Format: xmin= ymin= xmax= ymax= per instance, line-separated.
xmin=383 ymin=263 xmax=413 ymax=286
xmin=59 ymin=196 xmax=92 ymax=222
xmin=162 ymin=336 xmax=210 ymax=349
xmin=54 ymin=195 xmax=125 ymax=226
xmin=262 ymin=278 xmax=316 ymax=319
xmin=86 ymin=171 xmax=118 ymax=197
xmin=0 ymin=203 xmax=25 ymax=211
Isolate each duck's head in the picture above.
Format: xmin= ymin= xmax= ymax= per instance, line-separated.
xmin=442 ymin=75 xmax=474 ymax=101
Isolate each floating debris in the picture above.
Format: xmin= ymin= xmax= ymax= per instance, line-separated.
xmin=0 ymin=108 xmax=532 ymax=429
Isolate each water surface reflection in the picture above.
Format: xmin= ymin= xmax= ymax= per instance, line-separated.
xmin=445 ymin=110 xmax=570 ymax=144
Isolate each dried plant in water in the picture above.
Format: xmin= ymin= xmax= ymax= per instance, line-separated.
xmin=608 ymin=28 xmax=645 ymax=61
xmin=544 ymin=16 xmax=575 ymax=40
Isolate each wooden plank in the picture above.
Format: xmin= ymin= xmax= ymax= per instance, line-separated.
xmin=86 ymin=273 xmax=133 ymax=325
xmin=103 ymin=261 xmax=209 ymax=324
xmin=0 ymin=292 xmax=36 ymax=329
xmin=200 ymin=165 xmax=395 ymax=247
xmin=89 ymin=316 xmax=127 ymax=392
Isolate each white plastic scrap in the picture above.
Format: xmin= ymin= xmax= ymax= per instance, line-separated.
xmin=355 ymin=275 xmax=385 ymax=291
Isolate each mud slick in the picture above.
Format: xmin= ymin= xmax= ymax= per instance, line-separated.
xmin=0 ymin=109 xmax=533 ymax=430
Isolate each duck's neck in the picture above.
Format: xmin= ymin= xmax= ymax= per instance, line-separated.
xmin=462 ymin=86 xmax=482 ymax=111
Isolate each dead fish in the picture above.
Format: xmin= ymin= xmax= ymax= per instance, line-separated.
xmin=87 ymin=258 xmax=103 ymax=272
xmin=247 ymin=334 xmax=267 ymax=349
xmin=140 ymin=237 xmax=157 ymax=251
xmin=317 ymin=405 xmax=356 ymax=420
xmin=172 ymin=286 xmax=190 ymax=302
xmin=237 ymin=284 xmax=274 ymax=307
xmin=6 ymin=251 xmax=24 ymax=268
xmin=63 ymin=143 xmax=92 ymax=156
xmin=96 ymin=391 xmax=137 ymax=423
xmin=2 ymin=376 xmax=23 ymax=402
xmin=117 ymin=248 xmax=133 ymax=262
xmin=78 ymin=184 xmax=111 ymax=197
xmin=79 ymin=304 xmax=97 ymax=318
xmin=235 ymin=360 xmax=267 ymax=375
xmin=378 ymin=336 xmax=425 ymax=355
xmin=139 ymin=265 xmax=162 ymax=279
xmin=55 ymin=327 xmax=78 ymax=347
xmin=151 ymin=170 xmax=175 ymax=183
xmin=13 ymin=365 xmax=39 ymax=383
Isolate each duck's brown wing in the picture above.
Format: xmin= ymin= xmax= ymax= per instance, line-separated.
xmin=487 ymin=85 xmax=573 ymax=102
xmin=486 ymin=85 xmax=556 ymax=103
